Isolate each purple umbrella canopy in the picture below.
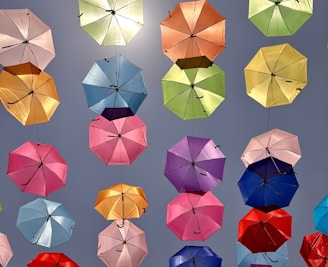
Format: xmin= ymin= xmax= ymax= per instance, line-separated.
xmin=164 ymin=136 xmax=226 ymax=193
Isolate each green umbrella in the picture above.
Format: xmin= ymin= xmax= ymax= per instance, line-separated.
xmin=162 ymin=64 xmax=225 ymax=120
xmin=248 ymin=0 xmax=313 ymax=37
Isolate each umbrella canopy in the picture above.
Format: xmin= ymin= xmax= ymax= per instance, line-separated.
xmin=164 ymin=135 xmax=225 ymax=193
xmin=82 ymin=55 xmax=147 ymax=114
xmin=16 ymin=198 xmax=75 ymax=248
xmin=238 ymin=157 xmax=299 ymax=212
xmin=244 ymin=43 xmax=307 ymax=108
xmin=78 ymin=0 xmax=143 ymax=45
xmin=169 ymin=245 xmax=222 ymax=267
xmin=160 ymin=0 xmax=225 ymax=69
xmin=238 ymin=208 xmax=292 ymax=253
xmin=166 ymin=191 xmax=224 ymax=241
xmin=313 ymin=195 xmax=328 ymax=235
xmin=7 ymin=141 xmax=68 ymax=196
xmin=0 ymin=62 xmax=60 ymax=126
xmin=248 ymin=0 xmax=313 ymax=37
xmin=89 ymin=114 xmax=147 ymax=165
xmin=94 ymin=183 xmax=148 ymax=221
xmin=0 ymin=8 xmax=55 ymax=70
xmin=162 ymin=63 xmax=225 ymax=120
xmin=241 ymin=128 xmax=302 ymax=167
xmin=27 ymin=252 xmax=79 ymax=267
xmin=101 ymin=107 xmax=135 ymax=121
xmin=0 ymin=232 xmax=13 ymax=267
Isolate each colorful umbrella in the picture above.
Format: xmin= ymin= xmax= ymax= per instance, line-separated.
xmin=166 ymin=191 xmax=224 ymax=241
xmin=160 ymin=0 xmax=225 ymax=69
xmin=82 ymin=55 xmax=147 ymax=114
xmin=313 ymin=195 xmax=328 ymax=235
xmin=162 ymin=63 xmax=225 ymax=120
xmin=94 ymin=183 xmax=148 ymax=221
xmin=241 ymin=128 xmax=302 ymax=167
xmin=27 ymin=252 xmax=79 ymax=267
xmin=16 ymin=198 xmax=75 ymax=248
xmin=0 ymin=8 xmax=55 ymax=70
xmin=238 ymin=157 xmax=299 ymax=212
xmin=78 ymin=0 xmax=143 ymax=45
xmin=0 ymin=62 xmax=60 ymax=126
xmin=89 ymin=114 xmax=147 ymax=165
xmin=248 ymin=0 xmax=313 ymax=37
xmin=238 ymin=208 xmax=292 ymax=253
xmin=98 ymin=220 xmax=148 ymax=267
xmin=245 ymin=43 xmax=307 ymax=108
xmin=7 ymin=141 xmax=68 ymax=196
xmin=169 ymin=245 xmax=222 ymax=267
xmin=164 ymin=135 xmax=225 ymax=193
xmin=0 ymin=232 xmax=13 ymax=267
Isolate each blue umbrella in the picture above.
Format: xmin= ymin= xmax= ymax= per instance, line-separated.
xmin=169 ymin=245 xmax=222 ymax=267
xmin=82 ymin=55 xmax=147 ymax=116
xmin=16 ymin=198 xmax=75 ymax=248
xmin=238 ymin=157 xmax=299 ymax=212
xmin=313 ymin=194 xmax=328 ymax=235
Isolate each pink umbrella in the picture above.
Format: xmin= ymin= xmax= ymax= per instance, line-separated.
xmin=166 ymin=191 xmax=224 ymax=241
xmin=7 ymin=141 xmax=68 ymax=196
xmin=0 ymin=232 xmax=13 ymax=267
xmin=89 ymin=115 xmax=147 ymax=165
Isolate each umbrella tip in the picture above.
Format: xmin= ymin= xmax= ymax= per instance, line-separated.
xmin=78 ymin=12 xmax=83 ymax=17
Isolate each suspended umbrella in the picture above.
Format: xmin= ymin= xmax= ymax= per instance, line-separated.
xmin=248 ymin=0 xmax=313 ymax=37
xmin=27 ymin=252 xmax=79 ymax=267
xmin=82 ymin=55 xmax=147 ymax=114
xmin=166 ymin=191 xmax=224 ymax=241
xmin=164 ymin=135 xmax=225 ymax=193
xmin=245 ymin=43 xmax=307 ymax=108
xmin=160 ymin=0 xmax=225 ymax=69
xmin=89 ymin=114 xmax=147 ymax=165
xmin=0 ymin=62 xmax=60 ymax=126
xmin=7 ymin=141 xmax=68 ymax=196
xmin=0 ymin=232 xmax=13 ymax=267
xmin=162 ymin=63 xmax=225 ymax=120
xmin=313 ymin=195 xmax=328 ymax=235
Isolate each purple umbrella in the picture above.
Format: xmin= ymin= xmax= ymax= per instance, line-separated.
xmin=164 ymin=136 xmax=226 ymax=192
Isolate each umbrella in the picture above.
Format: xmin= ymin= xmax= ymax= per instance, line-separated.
xmin=27 ymin=252 xmax=79 ymax=267
xmin=78 ymin=0 xmax=143 ymax=45
xmin=89 ymin=114 xmax=147 ymax=165
xmin=300 ymin=231 xmax=328 ymax=267
xmin=169 ymin=245 xmax=222 ymax=267
xmin=238 ymin=157 xmax=299 ymax=212
xmin=241 ymin=128 xmax=302 ymax=167
xmin=237 ymin=241 xmax=289 ymax=267
xmin=164 ymin=135 xmax=226 ymax=193
xmin=248 ymin=0 xmax=313 ymax=37
xmin=7 ymin=141 xmax=68 ymax=196
xmin=0 ymin=62 xmax=60 ymax=126
xmin=244 ymin=43 xmax=307 ymax=108
xmin=82 ymin=55 xmax=147 ymax=114
xmin=94 ymin=183 xmax=148 ymax=221
xmin=238 ymin=208 xmax=292 ymax=253
xmin=16 ymin=198 xmax=75 ymax=248
xmin=162 ymin=63 xmax=225 ymax=120
xmin=160 ymin=0 xmax=225 ymax=69
xmin=313 ymin=195 xmax=328 ymax=235
xmin=0 ymin=8 xmax=55 ymax=70
xmin=166 ymin=191 xmax=224 ymax=241
xmin=0 ymin=232 xmax=13 ymax=267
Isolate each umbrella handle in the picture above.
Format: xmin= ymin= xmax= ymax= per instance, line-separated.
xmin=264 ymin=252 xmax=278 ymax=263
xmin=117 ymin=219 xmax=125 ymax=228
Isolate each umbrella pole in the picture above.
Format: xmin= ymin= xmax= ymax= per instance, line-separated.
xmin=260 ymin=221 xmax=277 ymax=247
xmin=266 ymin=147 xmax=284 ymax=174
xmin=117 ymin=192 xmax=125 ymax=228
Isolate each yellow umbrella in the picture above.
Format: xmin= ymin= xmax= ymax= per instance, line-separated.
xmin=245 ymin=43 xmax=307 ymax=108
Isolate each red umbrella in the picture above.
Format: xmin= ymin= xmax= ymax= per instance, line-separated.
xmin=238 ymin=208 xmax=292 ymax=253
xmin=27 ymin=252 xmax=79 ymax=266
xmin=0 ymin=232 xmax=13 ymax=267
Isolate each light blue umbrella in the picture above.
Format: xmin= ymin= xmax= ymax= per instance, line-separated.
xmin=16 ymin=198 xmax=75 ymax=248
xmin=313 ymin=194 xmax=328 ymax=235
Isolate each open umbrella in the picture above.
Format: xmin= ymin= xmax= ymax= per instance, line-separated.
xmin=245 ymin=43 xmax=307 ymax=108
xmin=89 ymin=114 xmax=147 ymax=165
xmin=248 ymin=0 xmax=313 ymax=37
xmin=16 ymin=198 xmax=75 ymax=248
xmin=164 ymin=135 xmax=225 ymax=193
xmin=166 ymin=191 xmax=224 ymax=241
xmin=0 ymin=8 xmax=55 ymax=70
xmin=238 ymin=208 xmax=292 ymax=253
xmin=313 ymin=195 xmax=328 ymax=236
xmin=0 ymin=62 xmax=60 ymax=126
xmin=162 ymin=63 xmax=225 ymax=120
xmin=27 ymin=252 xmax=79 ymax=267
xmin=0 ymin=232 xmax=13 ymax=267
xmin=7 ymin=141 xmax=68 ymax=196
xmin=82 ymin=55 xmax=147 ymax=115
xmin=78 ymin=0 xmax=143 ymax=45
xmin=160 ymin=0 xmax=225 ymax=69
xmin=241 ymin=128 xmax=302 ymax=167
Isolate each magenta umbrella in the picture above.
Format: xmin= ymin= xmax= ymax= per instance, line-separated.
xmin=0 ymin=232 xmax=13 ymax=267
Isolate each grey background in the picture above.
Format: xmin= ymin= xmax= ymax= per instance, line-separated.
xmin=0 ymin=0 xmax=327 ymax=266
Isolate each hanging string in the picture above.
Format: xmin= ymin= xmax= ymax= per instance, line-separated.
xmin=266 ymin=108 xmax=271 ymax=130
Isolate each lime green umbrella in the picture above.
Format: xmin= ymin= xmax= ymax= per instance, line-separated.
xmin=162 ymin=64 xmax=225 ymax=120
xmin=248 ymin=0 xmax=313 ymax=37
